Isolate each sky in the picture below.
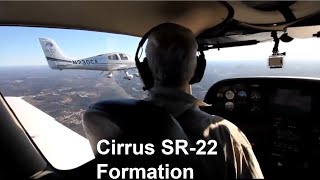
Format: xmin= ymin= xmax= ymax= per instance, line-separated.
xmin=0 ymin=26 xmax=141 ymax=66
xmin=0 ymin=26 xmax=320 ymax=66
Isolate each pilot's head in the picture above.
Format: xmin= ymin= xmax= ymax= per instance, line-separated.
xmin=145 ymin=23 xmax=198 ymax=90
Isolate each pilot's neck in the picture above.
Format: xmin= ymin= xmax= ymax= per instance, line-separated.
xmin=153 ymin=84 xmax=192 ymax=95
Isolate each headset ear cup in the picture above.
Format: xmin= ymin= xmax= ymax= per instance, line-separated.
xmin=189 ymin=55 xmax=206 ymax=84
xmin=137 ymin=58 xmax=154 ymax=90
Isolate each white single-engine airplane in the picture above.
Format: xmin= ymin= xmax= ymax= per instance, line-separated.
xmin=39 ymin=38 xmax=138 ymax=80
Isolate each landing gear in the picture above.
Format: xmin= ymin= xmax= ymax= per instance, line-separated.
xmin=107 ymin=71 xmax=113 ymax=78
xmin=133 ymin=68 xmax=140 ymax=77
xmin=124 ymin=70 xmax=133 ymax=80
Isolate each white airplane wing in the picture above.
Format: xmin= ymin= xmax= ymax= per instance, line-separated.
xmin=5 ymin=97 xmax=95 ymax=170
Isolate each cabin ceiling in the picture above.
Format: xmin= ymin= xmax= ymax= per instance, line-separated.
xmin=1 ymin=1 xmax=320 ymax=49
xmin=0 ymin=1 xmax=229 ymax=36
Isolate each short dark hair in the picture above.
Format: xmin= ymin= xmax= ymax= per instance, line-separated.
xmin=145 ymin=23 xmax=198 ymax=88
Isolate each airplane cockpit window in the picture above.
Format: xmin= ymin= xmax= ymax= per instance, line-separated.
xmin=1 ymin=25 xmax=320 ymax=178
xmin=108 ymin=54 xmax=119 ymax=60
xmin=120 ymin=53 xmax=128 ymax=60
xmin=0 ymin=26 xmax=143 ymax=170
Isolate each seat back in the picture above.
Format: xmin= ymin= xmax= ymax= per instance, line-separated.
xmin=82 ymin=99 xmax=204 ymax=171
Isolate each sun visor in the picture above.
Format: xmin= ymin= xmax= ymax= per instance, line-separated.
xmin=0 ymin=1 xmax=231 ymax=37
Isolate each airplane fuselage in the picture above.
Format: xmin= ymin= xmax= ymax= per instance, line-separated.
xmin=39 ymin=38 xmax=138 ymax=79
xmin=51 ymin=53 xmax=136 ymax=71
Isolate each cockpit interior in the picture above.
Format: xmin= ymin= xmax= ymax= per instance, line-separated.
xmin=201 ymin=77 xmax=320 ymax=178
xmin=1 ymin=1 xmax=320 ymax=179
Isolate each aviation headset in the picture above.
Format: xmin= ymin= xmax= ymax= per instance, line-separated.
xmin=135 ymin=22 xmax=207 ymax=91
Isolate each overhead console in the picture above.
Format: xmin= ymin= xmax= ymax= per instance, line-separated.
xmin=198 ymin=1 xmax=320 ymax=51
xmin=202 ymin=77 xmax=320 ymax=178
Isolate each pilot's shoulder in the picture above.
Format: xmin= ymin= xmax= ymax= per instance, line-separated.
xmin=201 ymin=114 xmax=251 ymax=147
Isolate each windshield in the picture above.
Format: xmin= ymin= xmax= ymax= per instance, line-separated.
xmin=1 ymin=26 xmax=319 ymax=169
xmin=192 ymin=38 xmax=320 ymax=99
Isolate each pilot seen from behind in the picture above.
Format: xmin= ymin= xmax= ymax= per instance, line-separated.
xmin=139 ymin=23 xmax=264 ymax=179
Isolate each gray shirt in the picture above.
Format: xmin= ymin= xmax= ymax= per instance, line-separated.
xmin=147 ymin=87 xmax=264 ymax=179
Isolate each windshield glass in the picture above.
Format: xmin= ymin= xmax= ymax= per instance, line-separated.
xmin=192 ymin=38 xmax=320 ymax=100
xmin=1 ymin=26 xmax=319 ymax=169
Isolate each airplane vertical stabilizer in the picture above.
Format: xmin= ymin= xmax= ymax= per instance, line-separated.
xmin=39 ymin=38 xmax=71 ymax=69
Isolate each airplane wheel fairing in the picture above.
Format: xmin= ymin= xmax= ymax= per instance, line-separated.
xmin=124 ymin=75 xmax=133 ymax=80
